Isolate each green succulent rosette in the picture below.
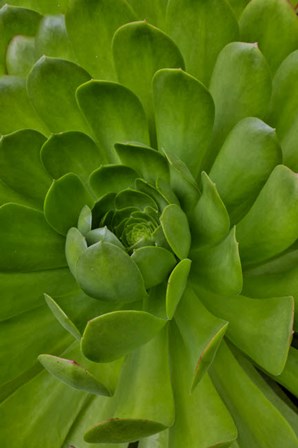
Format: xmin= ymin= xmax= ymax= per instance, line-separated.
xmin=0 ymin=0 xmax=298 ymax=447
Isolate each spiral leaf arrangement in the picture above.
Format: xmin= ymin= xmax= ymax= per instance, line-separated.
xmin=0 ymin=0 xmax=298 ymax=447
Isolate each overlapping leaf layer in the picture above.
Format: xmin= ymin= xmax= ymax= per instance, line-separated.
xmin=0 ymin=0 xmax=298 ymax=447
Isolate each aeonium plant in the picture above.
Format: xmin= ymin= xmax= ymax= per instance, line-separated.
xmin=0 ymin=0 xmax=298 ymax=447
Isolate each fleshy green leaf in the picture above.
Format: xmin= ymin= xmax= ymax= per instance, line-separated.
xmin=240 ymin=0 xmax=298 ymax=73
xmin=191 ymin=228 xmax=242 ymax=296
xmin=131 ymin=246 xmax=176 ymax=289
xmin=6 ymin=35 xmax=36 ymax=76
xmin=237 ymin=165 xmax=298 ymax=266
xmin=65 ymin=227 xmax=87 ymax=277
xmin=271 ymin=347 xmax=298 ymax=399
xmin=35 ymin=14 xmax=75 ymax=61
xmin=112 ymin=20 xmax=184 ymax=145
xmin=160 ymin=204 xmax=191 ymax=259
xmin=65 ymin=0 xmax=136 ymax=79
xmin=128 ymin=0 xmax=168 ymax=29
xmin=166 ymin=259 xmax=191 ymax=319
xmin=166 ymin=0 xmax=239 ymax=86
xmin=115 ymin=142 xmax=169 ymax=184
xmin=198 ymin=287 xmax=294 ymax=375
xmin=41 ymin=131 xmax=101 ymax=181
xmin=207 ymin=41 xmax=271 ymax=169
xmin=0 ymin=129 xmax=51 ymax=208
xmin=269 ymin=50 xmax=298 ymax=171
xmin=38 ymin=354 xmax=111 ymax=396
xmin=0 ymin=4 xmax=41 ymax=74
xmin=77 ymin=205 xmax=92 ymax=236
xmin=27 ymin=56 xmax=91 ymax=133
xmin=209 ymin=117 xmax=282 ymax=223
xmin=90 ymin=165 xmax=138 ymax=198
xmin=210 ymin=341 xmax=298 ymax=448
xmin=0 ymin=76 xmax=48 ymax=135
xmin=191 ymin=172 xmax=230 ymax=246
xmin=153 ymin=68 xmax=215 ymax=177
xmin=81 ymin=310 xmax=166 ymax=362
xmin=76 ymin=242 xmax=147 ymax=302
xmin=44 ymin=294 xmax=81 ymax=341
xmin=44 ymin=173 xmax=94 ymax=236
xmin=76 ymin=80 xmax=150 ymax=163
xmin=0 ymin=203 xmax=66 ymax=271
xmin=84 ymin=326 xmax=174 ymax=443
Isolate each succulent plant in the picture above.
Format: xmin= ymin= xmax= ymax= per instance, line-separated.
xmin=0 ymin=0 xmax=298 ymax=447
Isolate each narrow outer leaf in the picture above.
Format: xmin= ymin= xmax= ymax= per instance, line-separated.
xmin=160 ymin=204 xmax=191 ymax=259
xmin=44 ymin=294 xmax=81 ymax=340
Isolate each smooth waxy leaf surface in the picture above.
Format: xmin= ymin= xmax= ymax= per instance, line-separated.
xmin=66 ymin=0 xmax=136 ymax=79
xmin=45 ymin=294 xmax=81 ymax=340
xmin=207 ymin=41 xmax=271 ymax=168
xmin=131 ymin=246 xmax=176 ymax=289
xmin=0 ymin=203 xmax=66 ymax=271
xmin=77 ymin=80 xmax=150 ymax=163
xmin=115 ymin=143 xmax=169 ymax=184
xmin=191 ymin=228 xmax=242 ymax=296
xmin=129 ymin=0 xmax=167 ymax=28
xmin=112 ymin=20 xmax=184 ymax=145
xmin=210 ymin=342 xmax=298 ymax=448
xmin=65 ymin=227 xmax=87 ymax=277
xmin=41 ymin=131 xmax=101 ymax=181
xmin=166 ymin=0 xmax=239 ymax=86
xmin=81 ymin=310 xmax=166 ymax=362
xmin=0 ymin=129 xmax=50 ymax=208
xmin=237 ymin=165 xmax=298 ymax=265
xmin=166 ymin=258 xmax=191 ymax=319
xmin=271 ymin=347 xmax=298 ymax=398
xmin=76 ymin=242 xmax=147 ymax=302
xmin=153 ymin=69 xmax=214 ymax=177
xmin=240 ymin=0 xmax=298 ymax=73
xmin=6 ymin=35 xmax=36 ymax=76
xmin=160 ymin=204 xmax=191 ymax=259
xmin=191 ymin=171 xmax=230 ymax=246
xmin=27 ymin=56 xmax=91 ymax=134
xmin=90 ymin=165 xmax=138 ymax=198
xmin=44 ymin=173 xmax=94 ymax=236
xmin=210 ymin=117 xmax=282 ymax=223
xmin=38 ymin=354 xmax=111 ymax=396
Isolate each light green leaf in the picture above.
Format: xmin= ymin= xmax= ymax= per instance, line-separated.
xmin=35 ymin=14 xmax=75 ymax=61
xmin=38 ymin=354 xmax=111 ymax=396
xmin=44 ymin=293 xmax=81 ymax=341
xmin=169 ymin=323 xmax=237 ymax=448
xmin=153 ymin=68 xmax=215 ymax=178
xmin=77 ymin=205 xmax=92 ymax=236
xmin=81 ymin=310 xmax=166 ymax=362
xmin=6 ymin=35 xmax=36 ymax=76
xmin=191 ymin=171 xmax=230 ymax=246
xmin=86 ymin=228 xmax=124 ymax=250
xmin=65 ymin=0 xmax=136 ymax=79
xmin=237 ymin=165 xmax=298 ymax=266
xmin=0 ymin=0 xmax=69 ymax=14
xmin=210 ymin=341 xmax=298 ymax=448
xmin=226 ymin=0 xmax=250 ymax=18
xmin=207 ymin=41 xmax=271 ymax=169
xmin=191 ymin=228 xmax=242 ymax=296
xmin=112 ymin=20 xmax=184 ymax=146
xmin=44 ymin=173 xmax=94 ymax=236
xmin=27 ymin=56 xmax=91 ymax=133
xmin=90 ymin=165 xmax=138 ymax=198
xmin=166 ymin=259 xmax=191 ymax=319
xmin=65 ymin=227 xmax=87 ymax=277
xmin=76 ymin=80 xmax=150 ymax=163
xmin=84 ymin=326 xmax=174 ymax=443
xmin=240 ymin=0 xmax=298 ymax=73
xmin=166 ymin=0 xmax=239 ymax=86
xmin=0 ymin=76 xmax=48 ymax=135
xmin=41 ymin=131 xmax=101 ymax=182
xmin=175 ymin=287 xmax=228 ymax=389
xmin=199 ymin=287 xmax=294 ymax=375
xmin=209 ymin=117 xmax=282 ymax=223
xmin=0 ymin=129 xmax=51 ymax=208
xmin=76 ymin=242 xmax=147 ymax=302
xmin=0 ymin=4 xmax=41 ymax=74
xmin=160 ymin=204 xmax=191 ymax=259
xmin=115 ymin=142 xmax=169 ymax=184
xmin=0 ymin=203 xmax=66 ymax=271
xmin=131 ymin=246 xmax=176 ymax=289
xmin=269 ymin=50 xmax=298 ymax=171
xmin=129 ymin=0 xmax=168 ymax=29
xmin=271 ymin=347 xmax=298 ymax=399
